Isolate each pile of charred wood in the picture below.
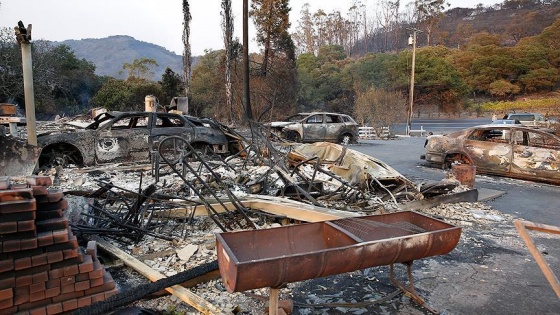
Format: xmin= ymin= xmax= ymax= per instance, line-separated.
xmin=68 ymin=122 xmax=460 ymax=244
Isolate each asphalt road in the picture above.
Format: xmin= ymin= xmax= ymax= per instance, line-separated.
xmin=393 ymin=118 xmax=493 ymax=135
xmin=350 ymin=137 xmax=560 ymax=225
xmin=343 ymin=136 xmax=560 ymax=314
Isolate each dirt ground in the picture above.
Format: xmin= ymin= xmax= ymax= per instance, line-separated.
xmin=92 ymin=199 xmax=559 ymax=315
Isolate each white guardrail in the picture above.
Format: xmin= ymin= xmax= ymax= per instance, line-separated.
xmin=358 ymin=126 xmax=390 ymax=139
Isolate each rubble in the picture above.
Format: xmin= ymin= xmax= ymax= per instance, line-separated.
xmin=3 ymin=116 xmax=524 ymax=314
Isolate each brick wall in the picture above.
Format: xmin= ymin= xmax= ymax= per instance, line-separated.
xmin=0 ymin=176 xmax=117 ymax=315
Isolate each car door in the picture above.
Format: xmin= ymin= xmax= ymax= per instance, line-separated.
xmin=95 ymin=113 xmax=151 ymax=164
xmin=511 ymin=129 xmax=560 ymax=182
xmin=302 ymin=114 xmax=326 ymax=142
xmin=323 ymin=114 xmax=345 ymax=142
xmin=463 ymin=127 xmax=513 ymax=175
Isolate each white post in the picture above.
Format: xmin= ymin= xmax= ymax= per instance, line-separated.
xmin=16 ymin=22 xmax=37 ymax=146
xmin=21 ymin=42 xmax=37 ymax=146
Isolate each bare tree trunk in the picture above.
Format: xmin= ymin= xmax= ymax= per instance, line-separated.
xmin=243 ymin=0 xmax=252 ymax=120
xmin=221 ymin=0 xmax=234 ymax=124
xmin=262 ymin=35 xmax=270 ymax=76
xmin=182 ymin=0 xmax=192 ymax=106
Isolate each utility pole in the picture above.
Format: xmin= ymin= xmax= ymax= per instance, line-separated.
xmin=15 ymin=21 xmax=37 ymax=146
xmin=406 ymin=27 xmax=422 ymax=136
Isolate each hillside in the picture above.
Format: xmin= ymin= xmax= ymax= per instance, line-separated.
xmin=354 ymin=1 xmax=560 ymax=54
xmin=57 ymin=35 xmax=185 ymax=81
xmin=439 ymin=2 xmax=560 ymax=47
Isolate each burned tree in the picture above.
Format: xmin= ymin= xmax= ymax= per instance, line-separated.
xmin=250 ymin=0 xmax=293 ymax=76
xmin=221 ymin=0 xmax=235 ymax=124
xmin=182 ymin=0 xmax=192 ymax=105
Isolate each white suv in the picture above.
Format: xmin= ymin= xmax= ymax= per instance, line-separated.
xmin=503 ymin=113 xmax=552 ymax=127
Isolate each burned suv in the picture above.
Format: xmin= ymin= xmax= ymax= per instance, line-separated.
xmin=267 ymin=112 xmax=359 ymax=144
xmin=502 ymin=113 xmax=554 ymax=127
xmin=37 ymin=111 xmax=232 ymax=168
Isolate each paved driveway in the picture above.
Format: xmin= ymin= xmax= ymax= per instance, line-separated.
xmin=317 ymin=137 xmax=560 ymax=314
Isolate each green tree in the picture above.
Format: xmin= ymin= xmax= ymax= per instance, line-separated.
xmin=121 ymin=58 xmax=158 ymax=81
xmin=90 ymin=78 xmax=162 ymax=111
xmin=295 ymin=46 xmax=354 ymax=113
xmin=317 ymin=45 xmax=347 ymax=63
xmin=450 ymin=35 xmax=515 ymax=95
xmin=158 ymin=67 xmax=184 ymax=105
xmin=190 ymin=50 xmax=226 ymax=118
xmin=519 ymin=68 xmax=560 ymax=93
xmin=488 ymin=79 xmax=520 ymax=99
xmin=395 ymin=46 xmax=470 ymax=114
xmin=296 ymin=52 xmax=321 ymax=109
xmin=250 ymin=0 xmax=294 ymax=75
xmin=0 ymin=27 xmax=23 ymax=106
xmin=43 ymin=45 xmax=101 ymax=114
xmin=0 ymin=30 xmax=101 ymax=118
xmin=345 ymin=53 xmax=399 ymax=93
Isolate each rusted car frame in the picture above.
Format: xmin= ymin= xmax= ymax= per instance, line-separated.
xmin=422 ymin=124 xmax=560 ymax=184
xmin=37 ymin=111 xmax=231 ymax=168
xmin=268 ymin=112 xmax=359 ymax=144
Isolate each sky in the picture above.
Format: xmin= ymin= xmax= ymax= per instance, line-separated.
xmin=0 ymin=0 xmax=500 ymax=56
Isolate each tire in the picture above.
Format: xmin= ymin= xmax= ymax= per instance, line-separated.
xmin=188 ymin=143 xmax=214 ymax=161
xmin=443 ymin=154 xmax=471 ymax=170
xmin=39 ymin=144 xmax=83 ymax=169
xmin=286 ymin=131 xmax=301 ymax=143
xmin=46 ymin=150 xmax=77 ymax=168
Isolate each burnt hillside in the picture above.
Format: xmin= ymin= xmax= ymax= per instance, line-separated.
xmin=439 ymin=3 xmax=560 ymax=47
xmin=354 ymin=1 xmax=560 ymax=54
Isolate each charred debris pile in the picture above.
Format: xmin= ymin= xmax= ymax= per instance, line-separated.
xmin=0 ymin=114 xmax=486 ymax=314
xmin=36 ymin=121 xmax=468 ymax=245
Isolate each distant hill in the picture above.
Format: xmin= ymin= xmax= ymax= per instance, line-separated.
xmin=56 ymin=35 xmax=188 ymax=81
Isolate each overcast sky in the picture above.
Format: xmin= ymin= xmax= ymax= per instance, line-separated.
xmin=0 ymin=0 xmax=500 ymax=56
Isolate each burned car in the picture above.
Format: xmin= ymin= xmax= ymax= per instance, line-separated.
xmin=421 ymin=124 xmax=560 ymax=184
xmin=37 ymin=111 xmax=232 ymax=168
xmin=267 ymin=112 xmax=359 ymax=144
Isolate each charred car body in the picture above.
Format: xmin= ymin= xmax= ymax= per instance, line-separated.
xmin=421 ymin=124 xmax=560 ymax=184
xmin=267 ymin=112 xmax=359 ymax=144
xmin=37 ymin=111 xmax=232 ymax=168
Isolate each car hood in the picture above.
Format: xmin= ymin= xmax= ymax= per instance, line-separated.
xmin=288 ymin=142 xmax=417 ymax=187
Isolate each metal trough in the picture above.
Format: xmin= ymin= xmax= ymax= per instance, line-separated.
xmin=216 ymin=211 xmax=461 ymax=293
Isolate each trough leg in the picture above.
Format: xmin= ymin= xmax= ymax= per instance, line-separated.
xmin=389 ymin=262 xmax=439 ymax=314
xmin=269 ymin=287 xmax=279 ymax=315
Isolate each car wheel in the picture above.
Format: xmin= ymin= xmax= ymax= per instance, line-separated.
xmin=47 ymin=150 xmax=77 ymax=168
xmin=188 ymin=143 xmax=214 ymax=161
xmin=338 ymin=133 xmax=352 ymax=145
xmin=443 ymin=154 xmax=472 ymax=170
xmin=39 ymin=144 xmax=83 ymax=169
xmin=286 ymin=131 xmax=301 ymax=143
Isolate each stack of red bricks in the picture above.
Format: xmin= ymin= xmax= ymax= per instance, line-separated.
xmin=0 ymin=176 xmax=118 ymax=314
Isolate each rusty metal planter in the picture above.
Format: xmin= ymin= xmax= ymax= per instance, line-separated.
xmin=216 ymin=211 xmax=461 ymax=293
